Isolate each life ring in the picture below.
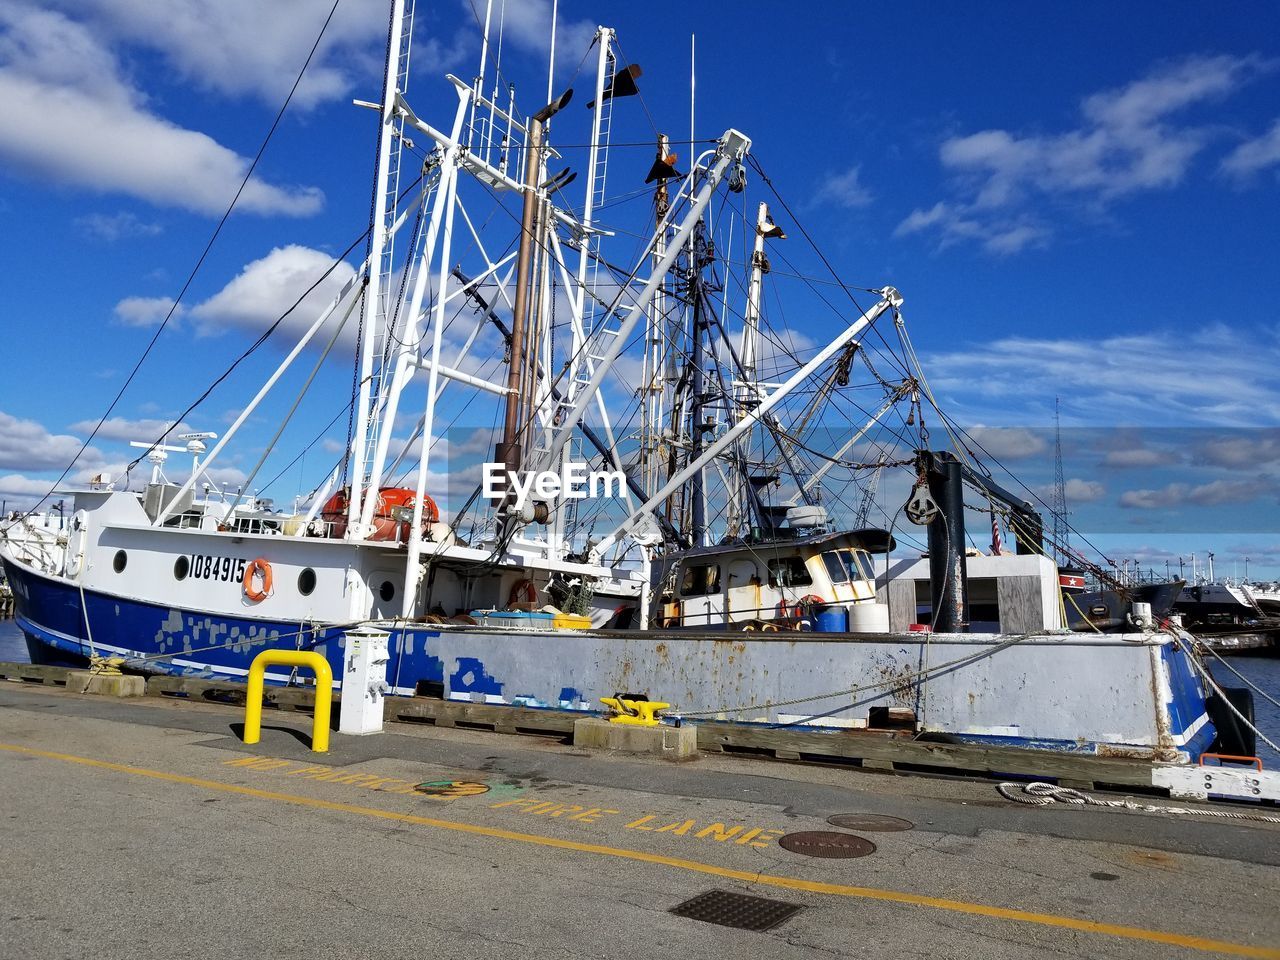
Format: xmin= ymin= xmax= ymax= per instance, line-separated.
xmin=776 ymin=595 xmax=826 ymax=620
xmin=243 ymin=558 xmax=273 ymax=602
xmin=508 ymin=578 xmax=538 ymax=607
xmin=793 ymin=594 xmax=827 ymax=618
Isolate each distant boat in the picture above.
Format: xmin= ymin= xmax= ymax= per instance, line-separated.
xmin=1062 ymin=578 xmax=1184 ymax=633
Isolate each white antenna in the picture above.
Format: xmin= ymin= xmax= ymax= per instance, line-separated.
xmin=129 ymin=440 xmax=185 ymax=485
xmin=546 ymin=0 xmax=558 ymax=104
xmin=689 ymin=34 xmax=696 ymax=151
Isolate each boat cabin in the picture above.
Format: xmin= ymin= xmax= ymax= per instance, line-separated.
xmin=653 ymin=529 xmax=894 ymax=629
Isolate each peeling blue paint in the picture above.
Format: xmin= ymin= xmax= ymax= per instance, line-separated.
xmin=450 ymin=656 xmax=504 ymax=697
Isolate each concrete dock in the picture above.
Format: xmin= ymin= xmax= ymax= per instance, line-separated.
xmin=1 ymin=680 xmax=1277 ymax=960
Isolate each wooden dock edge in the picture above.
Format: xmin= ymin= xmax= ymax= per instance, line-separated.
xmin=0 ymin=661 xmax=1164 ymax=791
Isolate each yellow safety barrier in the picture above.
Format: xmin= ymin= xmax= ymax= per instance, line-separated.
xmin=600 ymin=696 xmax=670 ymax=727
xmin=243 ymin=650 xmax=333 ymax=753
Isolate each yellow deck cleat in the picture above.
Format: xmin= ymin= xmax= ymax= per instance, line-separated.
xmin=601 ymin=696 xmax=670 ymax=726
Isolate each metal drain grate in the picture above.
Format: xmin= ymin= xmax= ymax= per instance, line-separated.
xmin=669 ymin=890 xmax=803 ymax=932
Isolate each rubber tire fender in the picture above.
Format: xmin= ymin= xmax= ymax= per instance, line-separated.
xmin=1206 ymin=687 xmax=1256 ymax=759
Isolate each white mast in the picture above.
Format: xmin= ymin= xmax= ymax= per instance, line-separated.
xmin=348 ymin=0 xmax=411 ymax=541
xmin=727 ymin=200 xmax=780 ymax=536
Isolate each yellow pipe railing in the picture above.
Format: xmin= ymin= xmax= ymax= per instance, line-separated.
xmin=243 ymin=650 xmax=333 ymax=753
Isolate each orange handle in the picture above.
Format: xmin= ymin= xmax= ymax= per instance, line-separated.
xmin=1198 ymin=753 xmax=1263 ymax=770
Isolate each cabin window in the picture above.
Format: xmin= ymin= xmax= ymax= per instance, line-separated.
xmin=824 ymin=550 xmax=873 ymax=584
xmin=112 ymin=550 xmax=127 ymax=573
xmin=767 ymin=556 xmax=811 ymax=588
xmin=298 ymin=568 xmax=317 ymax=596
xmin=823 ymin=551 xmax=850 ymax=584
xmin=848 ymin=549 xmax=875 ymax=581
xmin=173 ymin=556 xmax=189 ymax=581
xmin=726 ymin=558 xmax=759 ymax=586
xmin=679 ymin=563 xmax=721 ymax=597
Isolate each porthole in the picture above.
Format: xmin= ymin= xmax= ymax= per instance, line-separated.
xmin=112 ymin=550 xmax=127 ymax=573
xmin=173 ymin=556 xmax=189 ymax=581
xmin=379 ymin=580 xmax=395 ymax=602
xmin=298 ymin=568 xmax=317 ymax=596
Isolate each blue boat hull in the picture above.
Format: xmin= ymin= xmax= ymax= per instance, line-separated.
xmin=3 ymin=557 xmax=446 ymax=695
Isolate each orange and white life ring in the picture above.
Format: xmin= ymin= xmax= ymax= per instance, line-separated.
xmin=508 ymin=578 xmax=538 ymax=607
xmin=776 ymin=594 xmax=826 ymax=620
xmin=243 ymin=557 xmax=273 ymax=602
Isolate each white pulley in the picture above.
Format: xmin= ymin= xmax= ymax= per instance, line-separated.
xmin=904 ymin=483 xmax=939 ymax=526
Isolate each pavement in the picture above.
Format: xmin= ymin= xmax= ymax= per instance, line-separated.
xmin=0 ymin=681 xmax=1277 ymax=960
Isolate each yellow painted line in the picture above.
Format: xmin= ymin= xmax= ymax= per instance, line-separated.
xmin=2 ymin=742 xmax=1276 ymax=960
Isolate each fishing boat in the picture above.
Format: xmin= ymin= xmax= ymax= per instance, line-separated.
xmin=0 ymin=1 xmax=1230 ymax=762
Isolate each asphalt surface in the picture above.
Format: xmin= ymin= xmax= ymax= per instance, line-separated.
xmin=1 ymin=682 xmax=1277 ymax=960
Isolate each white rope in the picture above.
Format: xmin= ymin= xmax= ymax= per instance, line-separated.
xmin=76 ymin=578 xmax=99 ymax=660
xmin=1183 ymin=642 xmax=1280 ymax=754
xmin=1194 ymin=637 xmax=1280 ymax=710
xmin=997 ymin=781 xmax=1280 ymax=824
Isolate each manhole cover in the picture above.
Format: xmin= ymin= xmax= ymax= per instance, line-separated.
xmin=670 ymin=890 xmax=803 ymax=931
xmin=413 ymin=780 xmax=490 ymax=799
xmin=827 ymin=813 xmax=914 ymax=832
xmin=778 ymin=831 xmax=876 ymax=858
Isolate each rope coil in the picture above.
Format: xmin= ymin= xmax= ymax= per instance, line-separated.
xmin=997 ymin=781 xmax=1280 ymax=825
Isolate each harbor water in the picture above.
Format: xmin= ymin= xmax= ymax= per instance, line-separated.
xmin=0 ymin=620 xmax=25 ymax=663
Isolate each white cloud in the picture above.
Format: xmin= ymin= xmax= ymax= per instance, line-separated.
xmin=1119 ymin=485 xmax=1183 ymax=509
xmin=964 ymin=426 xmax=1047 ymax=460
xmin=1119 ymin=478 xmax=1272 ymax=509
xmin=75 ymin=211 xmax=162 ymax=242
xmin=1222 ymin=118 xmax=1280 ymax=179
xmin=188 ymin=245 xmax=358 ymax=341
xmin=113 ymin=296 xmax=186 ymax=328
xmin=0 ymin=5 xmax=323 ymax=216
xmin=898 ymin=55 xmax=1271 ymax=252
xmin=814 ymin=166 xmax=873 ymax=209
xmin=1063 ymin=478 xmax=1106 ymax=503
xmin=1193 ymin=430 xmax=1280 ymax=468
xmin=1034 ymin=477 xmax=1105 ymax=505
xmin=922 ymin=324 xmax=1280 ymax=428
xmin=42 ymin=0 xmax=423 ymax=110
xmin=0 ymin=410 xmax=100 ymax=471
xmin=68 ymin=417 xmax=194 ymax=444
xmin=892 ymin=200 xmax=1049 ymax=254
xmin=1102 ymin=446 xmax=1180 ymax=468
xmin=0 ymin=473 xmax=56 ymax=498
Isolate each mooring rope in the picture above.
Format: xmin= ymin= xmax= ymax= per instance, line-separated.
xmin=1181 ymin=642 xmax=1280 ymax=755
xmin=676 ymin=634 xmax=1029 ymax=719
xmin=996 ymin=781 xmax=1280 ymax=824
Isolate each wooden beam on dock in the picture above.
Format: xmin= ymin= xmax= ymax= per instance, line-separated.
xmin=0 ymin=663 xmax=1164 ymax=790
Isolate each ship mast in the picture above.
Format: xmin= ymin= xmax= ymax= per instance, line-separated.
xmin=348 ymin=0 xmax=414 ymax=541
xmin=495 ymin=90 xmax=572 ymax=481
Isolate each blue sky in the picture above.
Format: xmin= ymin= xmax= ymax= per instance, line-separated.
xmin=0 ymin=1 xmax=1278 ymax=577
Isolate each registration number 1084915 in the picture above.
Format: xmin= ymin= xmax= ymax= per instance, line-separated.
xmin=190 ymin=555 xmax=247 ymax=583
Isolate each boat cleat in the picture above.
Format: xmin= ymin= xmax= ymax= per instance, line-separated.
xmin=601 ymin=696 xmax=671 ymax=726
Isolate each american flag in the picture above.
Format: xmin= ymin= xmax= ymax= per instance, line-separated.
xmin=990 ymin=508 xmax=1003 ymax=555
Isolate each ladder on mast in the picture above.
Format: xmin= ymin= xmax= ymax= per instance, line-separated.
xmin=357 ymin=0 xmax=416 ymax=499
